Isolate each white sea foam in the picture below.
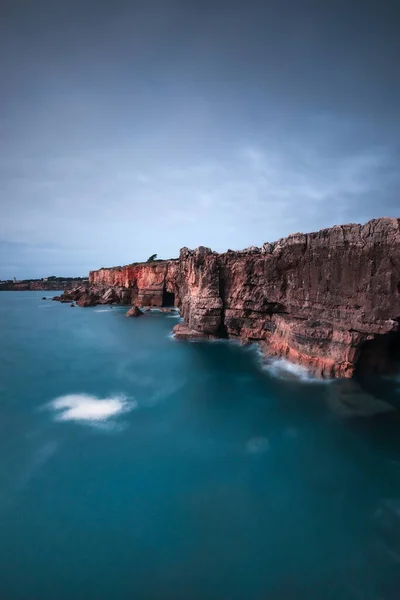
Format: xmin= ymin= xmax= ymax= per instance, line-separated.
xmin=50 ymin=393 xmax=135 ymax=422
xmin=261 ymin=357 xmax=330 ymax=383
xmin=266 ymin=358 xmax=313 ymax=379
xmin=94 ymin=309 xmax=112 ymax=313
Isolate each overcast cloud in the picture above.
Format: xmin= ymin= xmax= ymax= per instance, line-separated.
xmin=1 ymin=0 xmax=399 ymax=278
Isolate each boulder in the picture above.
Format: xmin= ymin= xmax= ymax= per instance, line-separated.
xmin=125 ymin=306 xmax=144 ymax=318
xmin=172 ymin=323 xmax=209 ymax=340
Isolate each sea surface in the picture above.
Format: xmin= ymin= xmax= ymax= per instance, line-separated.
xmin=1 ymin=291 xmax=400 ymax=600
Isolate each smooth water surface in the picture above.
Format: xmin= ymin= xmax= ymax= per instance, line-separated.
xmin=1 ymin=292 xmax=400 ymax=599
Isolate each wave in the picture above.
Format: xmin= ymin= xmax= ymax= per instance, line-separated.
xmin=49 ymin=393 xmax=136 ymax=423
xmin=260 ymin=357 xmax=331 ymax=384
xmin=265 ymin=358 xmax=314 ymax=380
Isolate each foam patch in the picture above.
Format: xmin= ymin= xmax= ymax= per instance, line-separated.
xmin=50 ymin=394 xmax=134 ymax=422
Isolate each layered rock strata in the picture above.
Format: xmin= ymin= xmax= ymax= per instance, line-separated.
xmin=89 ymin=261 xmax=179 ymax=307
xmin=58 ymin=218 xmax=400 ymax=378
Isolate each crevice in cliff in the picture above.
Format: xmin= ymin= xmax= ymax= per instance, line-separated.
xmin=217 ymin=264 xmax=228 ymax=338
xmin=355 ymin=330 xmax=400 ymax=376
xmin=162 ymin=289 xmax=175 ymax=307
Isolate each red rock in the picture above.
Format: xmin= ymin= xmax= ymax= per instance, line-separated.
xmin=172 ymin=218 xmax=400 ymax=377
xmin=57 ymin=285 xmax=131 ymax=307
xmin=66 ymin=218 xmax=400 ymax=378
xmin=125 ymin=306 xmax=143 ymax=317
xmin=172 ymin=323 xmax=209 ymax=340
xmin=89 ymin=261 xmax=178 ymax=307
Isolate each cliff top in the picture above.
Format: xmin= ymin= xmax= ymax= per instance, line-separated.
xmin=179 ymin=217 xmax=400 ymax=259
xmin=95 ymin=258 xmax=179 ymax=271
xmin=91 ymin=217 xmax=400 ymax=273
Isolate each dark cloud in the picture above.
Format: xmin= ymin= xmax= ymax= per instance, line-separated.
xmin=1 ymin=0 xmax=399 ymax=277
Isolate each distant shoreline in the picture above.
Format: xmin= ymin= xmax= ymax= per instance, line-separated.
xmin=0 ymin=279 xmax=88 ymax=292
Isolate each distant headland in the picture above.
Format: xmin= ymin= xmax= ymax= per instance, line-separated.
xmin=0 ymin=276 xmax=89 ymax=292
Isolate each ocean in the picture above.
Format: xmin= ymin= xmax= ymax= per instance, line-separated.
xmin=1 ymin=291 xmax=400 ymax=599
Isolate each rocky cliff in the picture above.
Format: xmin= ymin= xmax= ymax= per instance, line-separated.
xmin=89 ymin=261 xmax=179 ymax=306
xmin=60 ymin=218 xmax=400 ymax=378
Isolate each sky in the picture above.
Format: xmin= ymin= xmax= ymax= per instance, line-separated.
xmin=1 ymin=0 xmax=399 ymax=278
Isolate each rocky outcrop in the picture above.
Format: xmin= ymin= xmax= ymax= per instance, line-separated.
xmin=125 ymin=306 xmax=143 ymax=317
xmin=57 ymin=285 xmax=131 ymax=307
xmin=177 ymin=218 xmax=400 ymax=377
xmin=174 ymin=246 xmax=223 ymax=335
xmin=57 ymin=218 xmax=400 ymax=378
xmin=89 ymin=261 xmax=178 ymax=307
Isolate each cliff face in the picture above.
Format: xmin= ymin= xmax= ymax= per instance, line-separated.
xmin=174 ymin=247 xmax=223 ymax=335
xmin=175 ymin=218 xmax=400 ymax=377
xmin=70 ymin=217 xmax=400 ymax=378
xmin=89 ymin=261 xmax=178 ymax=306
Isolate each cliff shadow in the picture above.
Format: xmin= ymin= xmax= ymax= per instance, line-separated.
xmin=355 ymin=329 xmax=400 ymax=377
xmin=354 ymin=329 xmax=400 ymax=412
xmin=162 ymin=289 xmax=175 ymax=307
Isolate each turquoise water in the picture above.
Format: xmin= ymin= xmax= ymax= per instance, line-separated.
xmin=1 ymin=292 xmax=400 ymax=600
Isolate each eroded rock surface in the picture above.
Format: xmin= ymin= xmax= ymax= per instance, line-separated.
xmin=125 ymin=306 xmax=143 ymax=318
xmin=56 ymin=218 xmax=400 ymax=378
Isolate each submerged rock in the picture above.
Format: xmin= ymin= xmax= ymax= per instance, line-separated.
xmin=172 ymin=323 xmax=209 ymax=340
xmin=327 ymin=379 xmax=396 ymax=418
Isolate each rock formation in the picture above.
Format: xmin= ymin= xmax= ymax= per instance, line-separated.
xmin=89 ymin=261 xmax=179 ymax=307
xmin=125 ymin=306 xmax=143 ymax=317
xmin=57 ymin=285 xmax=131 ymax=307
xmin=56 ymin=218 xmax=400 ymax=378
